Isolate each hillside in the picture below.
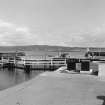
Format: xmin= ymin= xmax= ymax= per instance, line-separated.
xmin=0 ymin=45 xmax=104 ymax=52
xmin=0 ymin=45 xmax=86 ymax=52
xmin=0 ymin=45 xmax=105 ymax=59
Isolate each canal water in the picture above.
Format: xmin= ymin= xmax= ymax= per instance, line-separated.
xmin=0 ymin=68 xmax=43 ymax=91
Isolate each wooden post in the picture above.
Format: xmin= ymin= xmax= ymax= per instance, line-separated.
xmin=65 ymin=58 xmax=66 ymax=65
xmin=51 ymin=59 xmax=53 ymax=65
xmin=7 ymin=57 xmax=9 ymax=63
xmin=50 ymin=59 xmax=52 ymax=71
xmin=1 ymin=56 xmax=3 ymax=63
xmin=23 ymin=59 xmax=26 ymax=65
xmin=14 ymin=57 xmax=15 ymax=64
xmin=1 ymin=56 xmax=3 ymax=68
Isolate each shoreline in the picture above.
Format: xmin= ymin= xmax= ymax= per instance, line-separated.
xmin=0 ymin=70 xmax=44 ymax=91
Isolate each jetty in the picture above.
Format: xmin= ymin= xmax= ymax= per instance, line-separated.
xmin=0 ymin=51 xmax=105 ymax=75
xmin=0 ymin=52 xmax=67 ymax=72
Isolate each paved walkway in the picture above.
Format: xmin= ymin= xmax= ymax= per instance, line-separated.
xmin=0 ymin=72 xmax=105 ymax=105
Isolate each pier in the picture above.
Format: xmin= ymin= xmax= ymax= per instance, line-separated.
xmin=0 ymin=56 xmax=67 ymax=72
xmin=0 ymin=51 xmax=105 ymax=74
xmin=0 ymin=57 xmax=103 ymax=74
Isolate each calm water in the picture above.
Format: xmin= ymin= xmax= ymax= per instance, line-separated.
xmin=0 ymin=68 xmax=43 ymax=91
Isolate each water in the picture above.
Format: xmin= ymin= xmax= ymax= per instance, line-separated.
xmin=0 ymin=68 xmax=43 ymax=91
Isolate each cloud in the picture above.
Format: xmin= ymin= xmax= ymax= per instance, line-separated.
xmin=0 ymin=20 xmax=14 ymax=28
xmin=35 ymin=28 xmax=105 ymax=47
xmin=79 ymin=26 xmax=105 ymax=47
xmin=0 ymin=19 xmax=86 ymax=46
xmin=0 ymin=19 xmax=36 ymax=46
xmin=0 ymin=19 xmax=105 ymax=47
xmin=41 ymin=26 xmax=105 ymax=47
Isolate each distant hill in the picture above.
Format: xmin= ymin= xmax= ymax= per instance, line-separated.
xmin=0 ymin=45 xmax=86 ymax=52
xmin=0 ymin=45 xmax=105 ymax=59
xmin=0 ymin=45 xmax=104 ymax=52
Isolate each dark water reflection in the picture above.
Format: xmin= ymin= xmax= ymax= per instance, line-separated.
xmin=0 ymin=68 xmax=43 ymax=91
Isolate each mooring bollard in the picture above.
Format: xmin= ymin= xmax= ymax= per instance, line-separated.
xmin=24 ymin=65 xmax=31 ymax=73
xmin=7 ymin=63 xmax=15 ymax=71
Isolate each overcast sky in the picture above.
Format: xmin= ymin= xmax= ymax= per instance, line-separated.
xmin=0 ymin=0 xmax=105 ymax=47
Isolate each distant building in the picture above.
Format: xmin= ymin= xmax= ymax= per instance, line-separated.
xmin=85 ymin=51 xmax=105 ymax=59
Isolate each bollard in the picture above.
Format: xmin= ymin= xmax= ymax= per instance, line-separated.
xmin=8 ymin=63 xmax=15 ymax=71
xmin=24 ymin=65 xmax=31 ymax=73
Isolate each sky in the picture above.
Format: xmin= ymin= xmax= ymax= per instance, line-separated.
xmin=0 ymin=0 xmax=105 ymax=47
